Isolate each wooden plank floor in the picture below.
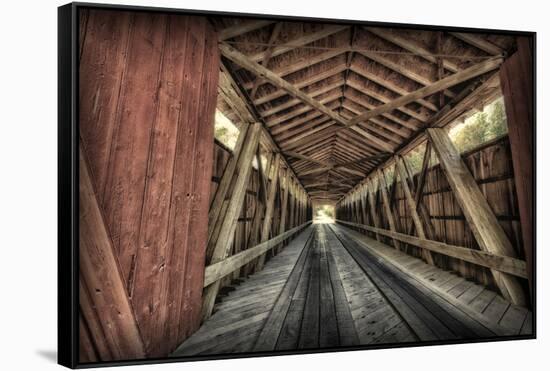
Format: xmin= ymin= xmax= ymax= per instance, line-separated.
xmin=172 ymin=223 xmax=532 ymax=357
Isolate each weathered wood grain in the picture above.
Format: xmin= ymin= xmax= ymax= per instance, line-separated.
xmin=79 ymin=12 xmax=219 ymax=358
xmin=79 ymin=147 xmax=146 ymax=361
xmin=427 ymin=128 xmax=526 ymax=306
xmin=337 ymin=220 xmax=527 ymax=278
xmin=500 ymin=37 xmax=534 ymax=299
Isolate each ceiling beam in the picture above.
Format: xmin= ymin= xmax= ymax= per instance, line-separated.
xmin=220 ymin=42 xmax=350 ymax=127
xmin=283 ymin=57 xmax=500 ymax=156
xmin=345 ymin=57 xmax=502 ymax=128
xmin=449 ymin=32 xmax=503 ymax=56
xmin=219 ymin=20 xmax=274 ymax=41
xmin=271 ymin=101 xmax=340 ymax=135
xmin=266 ymin=90 xmax=343 ymax=127
xmin=253 ymin=62 xmax=347 ymax=104
xmin=365 ymin=27 xmax=459 ymax=72
xmin=338 ymin=152 xmax=391 ymax=167
xmin=218 ymin=64 xmax=308 ymax=196
xmin=249 ymin=23 xmax=284 ymax=99
xmin=246 ymin=50 xmax=346 ymax=92
xmin=350 ymin=63 xmax=438 ymax=111
xmin=346 ymin=77 xmax=428 ymax=124
xmin=248 ymin=25 xmax=349 ymax=62
xmin=338 ymin=72 xmax=500 ymax=202
xmin=284 ymin=150 xmax=366 ymax=177
xmin=357 ymin=50 xmax=456 ymax=98
xmin=260 ymin=79 xmax=345 ymax=117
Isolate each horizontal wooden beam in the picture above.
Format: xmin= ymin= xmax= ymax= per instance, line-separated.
xmin=203 ymin=222 xmax=311 ymax=287
xmin=336 ymin=220 xmax=527 ymax=279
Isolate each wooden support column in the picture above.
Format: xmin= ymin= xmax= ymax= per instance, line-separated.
xmin=202 ymin=122 xmax=262 ymax=321
xmin=409 ymin=142 xmax=433 ymax=234
xmin=255 ymin=153 xmax=282 ymax=270
xmin=356 ymin=193 xmax=362 ymax=224
xmin=360 ymin=187 xmax=369 ymax=226
xmin=296 ymin=189 xmax=303 ymax=225
xmin=288 ymin=180 xmax=296 ymax=228
xmin=366 ymin=179 xmax=382 ymax=241
xmin=427 ymin=127 xmax=527 ymax=306
xmin=377 ymin=168 xmax=402 ymax=250
xmin=243 ymin=149 xmax=271 ymax=276
xmin=352 ymin=194 xmax=358 ymax=224
xmin=207 ymin=124 xmax=249 ymax=247
xmin=395 ymin=156 xmax=435 ymax=265
xmin=402 ymin=151 xmax=437 ymax=241
xmin=276 ymin=167 xmax=290 ymax=253
xmin=499 ymin=37 xmax=534 ymax=298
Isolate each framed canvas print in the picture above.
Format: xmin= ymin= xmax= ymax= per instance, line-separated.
xmin=58 ymin=2 xmax=536 ymax=368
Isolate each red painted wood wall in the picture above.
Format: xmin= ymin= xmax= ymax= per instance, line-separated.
xmin=78 ymin=8 xmax=219 ymax=361
xmin=500 ymin=37 xmax=534 ymax=302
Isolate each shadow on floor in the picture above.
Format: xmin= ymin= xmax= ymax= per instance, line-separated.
xmin=36 ymin=350 xmax=57 ymax=363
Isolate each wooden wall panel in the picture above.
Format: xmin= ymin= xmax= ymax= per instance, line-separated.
xmin=500 ymin=37 xmax=534 ymax=298
xmin=79 ymin=148 xmax=146 ymax=362
xmin=338 ymin=135 xmax=527 ymax=293
xmin=79 ymin=9 xmax=219 ymax=360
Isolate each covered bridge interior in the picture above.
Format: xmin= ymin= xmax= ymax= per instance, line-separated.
xmin=77 ymin=8 xmax=534 ymax=363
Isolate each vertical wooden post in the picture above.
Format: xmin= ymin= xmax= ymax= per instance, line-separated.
xmin=255 ymin=153 xmax=282 ymax=270
xmin=402 ymin=152 xmax=437 ymax=240
xmin=427 ymin=127 xmax=527 ymax=306
xmin=288 ymin=180 xmax=296 ymax=228
xmin=408 ymin=142 xmax=433 ymax=236
xmin=366 ymin=179 xmax=382 ymax=241
xmin=395 ymin=156 xmax=435 ymax=265
xmin=360 ymin=186 xmax=369 ymax=225
xmin=276 ymin=167 xmax=290 ymax=253
xmin=207 ymin=124 xmax=249 ymax=247
xmin=298 ymin=190 xmax=304 ymax=224
xmin=378 ymin=168 xmax=403 ymax=250
xmin=243 ymin=148 xmax=269 ymax=276
xmin=500 ymin=37 xmax=534 ymax=298
xmin=355 ymin=192 xmax=361 ymax=224
xmin=201 ymin=122 xmax=262 ymax=321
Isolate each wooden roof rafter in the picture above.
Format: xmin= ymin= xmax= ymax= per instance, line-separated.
xmin=253 ymin=61 xmax=347 ymax=105
xmin=214 ymin=19 xmax=515 ymax=201
xmin=449 ymin=32 xmax=504 ymax=56
xmin=220 ymin=43 xmax=350 ymax=126
xmin=218 ymin=20 xmax=275 ymax=41
xmin=365 ymin=27 xmax=460 ymax=73
xmin=217 ymin=62 xmax=310 ymax=197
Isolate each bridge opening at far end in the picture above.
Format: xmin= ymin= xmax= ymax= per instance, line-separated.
xmin=313 ymin=202 xmax=335 ymax=224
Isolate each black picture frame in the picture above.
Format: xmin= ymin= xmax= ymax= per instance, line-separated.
xmin=58 ymin=2 xmax=536 ymax=368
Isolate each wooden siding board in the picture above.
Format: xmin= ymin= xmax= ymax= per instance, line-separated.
xmin=79 ymin=11 xmax=218 ymax=359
